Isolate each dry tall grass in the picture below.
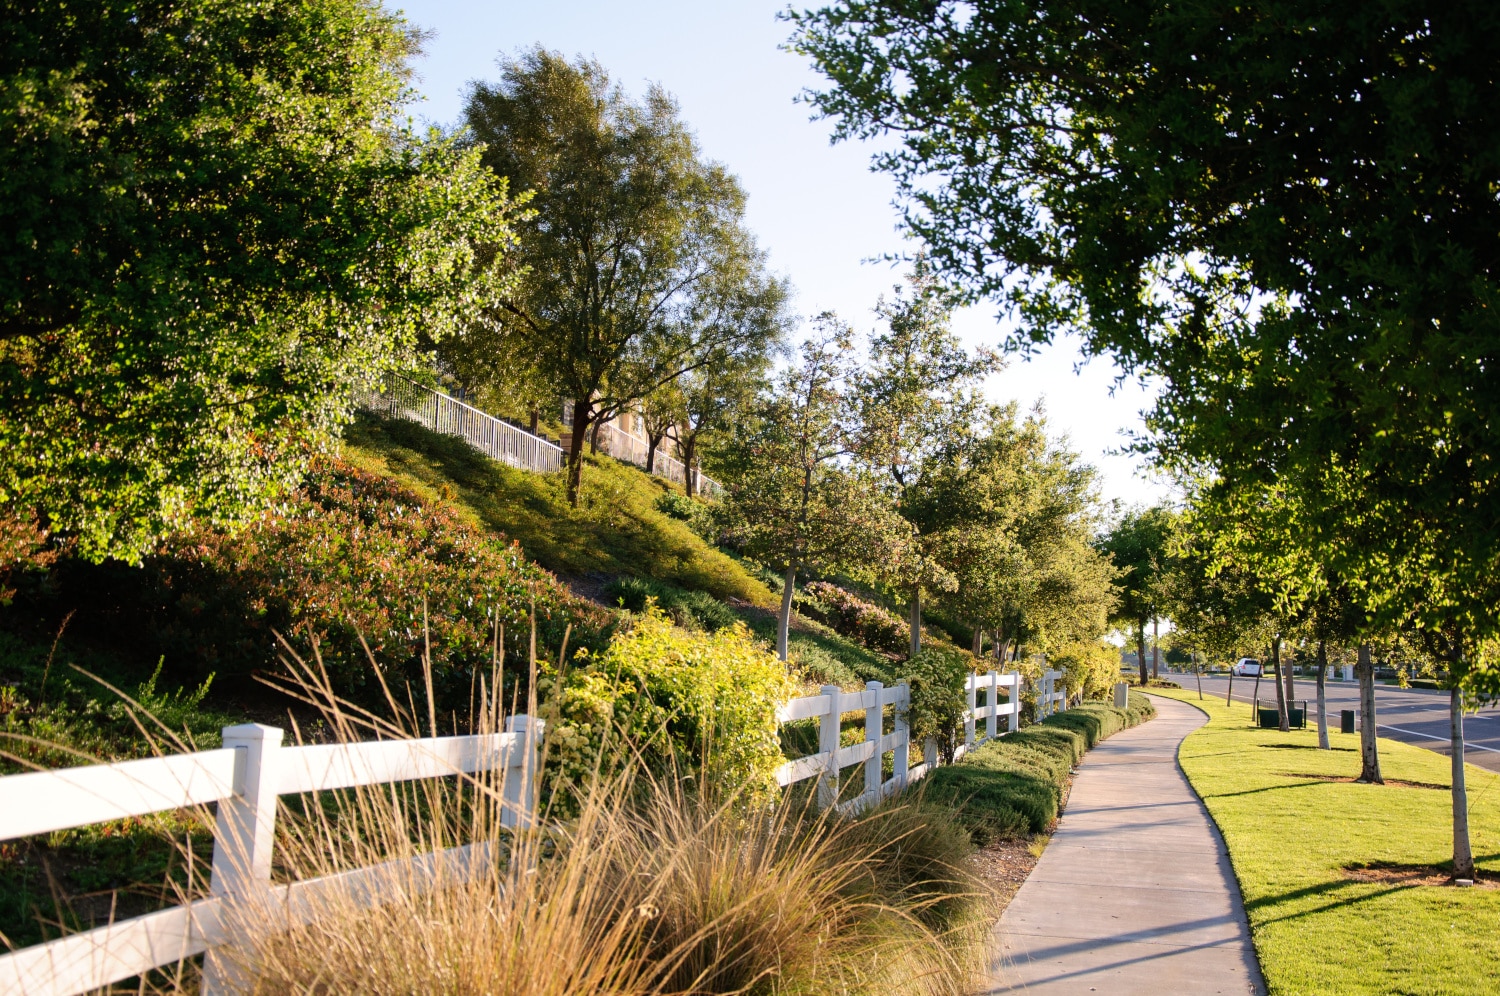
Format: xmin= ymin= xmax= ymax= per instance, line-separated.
xmin=173 ymin=635 xmax=991 ymax=994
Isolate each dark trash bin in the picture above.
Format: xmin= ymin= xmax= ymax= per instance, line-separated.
xmin=1341 ymin=709 xmax=1356 ymax=734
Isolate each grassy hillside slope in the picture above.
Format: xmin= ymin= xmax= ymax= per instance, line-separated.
xmin=343 ymin=413 xmax=774 ymax=607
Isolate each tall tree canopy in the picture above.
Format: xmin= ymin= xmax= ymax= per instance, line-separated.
xmin=1 ymin=0 xmax=514 ymax=561
xmin=463 ymin=48 xmax=788 ymax=505
xmin=1098 ymin=506 xmax=1175 ymax=687
xmin=719 ymin=320 xmax=906 ymax=660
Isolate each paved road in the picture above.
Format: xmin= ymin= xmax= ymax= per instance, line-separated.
xmin=988 ymin=696 xmax=1262 ymax=995
xmin=1159 ymin=669 xmax=1500 ymax=771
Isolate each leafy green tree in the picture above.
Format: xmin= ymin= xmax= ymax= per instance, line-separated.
xmin=916 ymin=405 xmax=1113 ymax=665
xmin=463 ymin=48 xmax=786 ymax=505
xmin=719 ymin=320 xmax=907 ymax=660
xmin=0 ymin=0 xmax=515 ymax=561
xmin=674 ymin=332 xmax=780 ymax=497
xmin=791 ymin=0 xmax=1500 ymax=877
xmin=1099 ymin=507 xmax=1175 ymax=687
xmin=853 ymin=278 xmax=996 ymax=655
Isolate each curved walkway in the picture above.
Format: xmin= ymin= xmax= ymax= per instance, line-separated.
xmin=987 ymin=695 xmax=1263 ymax=995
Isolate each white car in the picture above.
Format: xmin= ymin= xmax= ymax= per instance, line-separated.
xmin=1232 ymin=658 xmax=1263 ymax=677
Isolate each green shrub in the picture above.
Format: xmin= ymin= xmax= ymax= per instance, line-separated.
xmin=602 ymin=576 xmax=738 ymax=632
xmin=893 ymin=646 xmax=973 ymax=762
xmin=833 ymin=796 xmax=983 ymax=933
xmin=923 ymin=692 xmax=1156 ymax=844
xmin=653 ymin=491 xmax=717 ymax=541
xmin=787 ymin=642 xmax=862 ymax=688
xmin=545 ymin=610 xmax=796 ymax=811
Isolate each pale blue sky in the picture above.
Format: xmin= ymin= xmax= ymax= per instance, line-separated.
xmin=390 ymin=0 xmax=1166 ymax=509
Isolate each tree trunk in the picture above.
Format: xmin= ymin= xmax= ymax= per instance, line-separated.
xmin=1194 ymin=652 xmax=1203 ymax=699
xmin=565 ymin=399 xmax=591 ymax=507
xmin=529 ymin=406 xmax=540 ymax=436
xmin=1282 ymin=637 xmax=1297 ymax=728
xmin=1451 ymin=684 xmax=1475 ymax=881
xmin=777 ymin=567 xmax=796 ymax=662
xmin=1227 ymin=669 xmax=1235 ymax=707
xmin=681 ymin=436 xmax=698 ymax=498
xmin=645 ymin=432 xmax=662 ymax=474
xmin=971 ymin=626 xmax=983 ymax=656
xmin=1151 ymin=617 xmax=1160 ymax=678
xmin=1272 ymin=636 xmax=1289 ymax=732
xmin=1315 ymin=638 xmax=1330 ymax=749
xmin=908 ymin=590 xmax=922 ymax=658
xmin=1356 ymin=642 xmax=1383 ymax=783
xmin=589 ymin=419 xmax=601 ymax=455
xmin=1137 ymin=626 xmax=1149 ymax=687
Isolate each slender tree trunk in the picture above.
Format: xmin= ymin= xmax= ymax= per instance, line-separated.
xmin=565 ymin=399 xmax=591 ymax=507
xmin=1315 ymin=639 xmax=1330 ymax=749
xmin=777 ymin=567 xmax=796 ymax=662
xmin=1251 ymin=672 xmax=1261 ymax=720
xmin=682 ymin=436 xmax=698 ymax=498
xmin=908 ymin=590 xmax=922 ymax=658
xmin=1227 ymin=669 xmax=1235 ymax=707
xmin=1451 ymin=684 xmax=1475 ymax=880
xmin=1137 ymin=626 xmax=1149 ymax=687
xmin=1356 ymin=642 xmax=1383 ymax=783
xmin=1272 ymin=636 xmax=1289 ymax=732
xmin=971 ymin=626 xmax=983 ymax=656
xmin=1282 ymin=637 xmax=1297 ymax=728
xmin=529 ymin=406 xmax=540 ymax=436
xmin=589 ymin=419 xmax=601 ymax=455
xmin=1194 ymin=652 xmax=1203 ymax=700
xmin=1152 ymin=618 xmax=1160 ymax=678
xmin=645 ymin=433 xmax=662 ymax=474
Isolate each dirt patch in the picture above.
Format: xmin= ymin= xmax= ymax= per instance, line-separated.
xmin=1343 ymin=862 xmax=1497 ymax=888
xmin=1279 ymin=772 xmax=1447 ymax=790
xmin=971 ymin=835 xmax=1045 ymax=912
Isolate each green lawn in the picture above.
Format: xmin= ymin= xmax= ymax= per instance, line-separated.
xmin=1152 ymin=688 xmax=1500 ymax=996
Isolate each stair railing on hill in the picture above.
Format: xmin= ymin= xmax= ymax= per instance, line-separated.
xmin=0 ymin=718 xmax=542 ymax=996
xmin=775 ymin=669 xmax=1064 ymax=815
xmin=563 ymin=411 xmax=725 ymax=498
xmin=356 ymin=375 xmax=565 ymax=474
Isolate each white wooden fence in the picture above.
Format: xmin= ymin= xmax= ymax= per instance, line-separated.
xmin=774 ymin=670 xmax=1066 ymax=814
xmin=358 ymin=375 xmax=565 ymax=474
xmin=0 ymin=717 xmax=542 ymax=996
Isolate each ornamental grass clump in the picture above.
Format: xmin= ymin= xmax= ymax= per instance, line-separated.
xmin=196 ymin=635 xmax=990 ymax=996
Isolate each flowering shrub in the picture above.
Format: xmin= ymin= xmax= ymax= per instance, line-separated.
xmin=142 ymin=458 xmax=610 ymax=712
xmin=543 ymin=609 xmax=795 ymax=812
xmin=801 ymin=581 xmax=909 ymax=656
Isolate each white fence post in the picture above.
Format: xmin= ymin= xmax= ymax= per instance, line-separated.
xmin=864 ymin=681 xmax=883 ymax=800
xmin=985 ymin=670 xmax=999 ymax=741
xmin=203 ymin=723 xmax=283 ymax=996
xmin=818 ymin=685 xmax=842 ymax=810
xmin=1008 ymin=671 xmax=1020 ymax=732
xmin=964 ymin=674 xmax=977 ymax=748
xmin=501 ymin=714 xmax=543 ymax=830
xmin=893 ymin=683 xmax=910 ymax=789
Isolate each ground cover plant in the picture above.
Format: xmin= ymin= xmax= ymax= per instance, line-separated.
xmin=922 ymin=693 xmax=1156 ymax=844
xmin=343 ymin=412 xmax=772 ymax=605
xmin=1153 ymin=688 xmax=1500 ymax=996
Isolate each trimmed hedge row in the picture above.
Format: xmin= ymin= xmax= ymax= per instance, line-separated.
xmin=922 ymin=692 xmax=1156 ymax=844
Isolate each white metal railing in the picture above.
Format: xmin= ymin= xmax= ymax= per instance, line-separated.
xmin=774 ymin=670 xmax=1033 ymax=814
xmin=0 ymin=717 xmax=542 ymax=996
xmin=564 ymin=407 xmax=724 ymax=497
xmin=357 ymin=376 xmax=564 ymax=474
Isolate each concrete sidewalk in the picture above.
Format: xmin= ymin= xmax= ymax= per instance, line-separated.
xmin=987 ymin=695 xmax=1262 ymax=995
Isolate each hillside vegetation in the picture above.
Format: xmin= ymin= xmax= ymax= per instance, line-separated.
xmin=343 ymin=413 xmax=774 ymax=607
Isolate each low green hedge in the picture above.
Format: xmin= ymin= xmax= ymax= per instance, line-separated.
xmin=922 ymin=693 xmax=1156 ymax=844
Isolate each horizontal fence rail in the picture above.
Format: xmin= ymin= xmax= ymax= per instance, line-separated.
xmin=774 ymin=669 xmax=1064 ymax=815
xmin=357 ymin=375 xmax=564 ymax=474
xmin=0 ymin=717 xmax=542 ymax=996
